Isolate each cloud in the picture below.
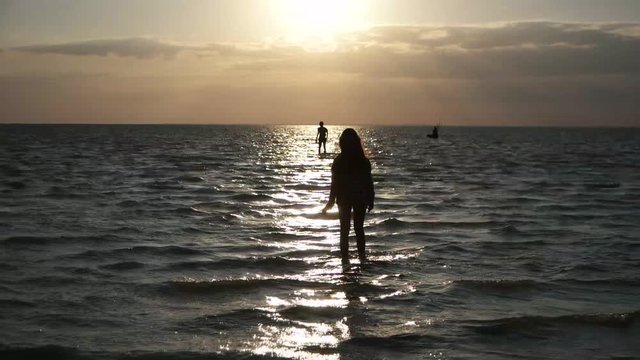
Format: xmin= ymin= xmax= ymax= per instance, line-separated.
xmin=2 ymin=21 xmax=640 ymax=126
xmin=13 ymin=37 xmax=189 ymax=59
xmin=12 ymin=22 xmax=640 ymax=78
xmin=233 ymin=21 xmax=640 ymax=79
xmin=10 ymin=37 xmax=309 ymax=61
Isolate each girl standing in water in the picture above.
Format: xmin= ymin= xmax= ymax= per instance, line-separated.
xmin=323 ymin=128 xmax=374 ymax=262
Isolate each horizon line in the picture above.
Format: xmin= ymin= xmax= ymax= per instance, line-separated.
xmin=1 ymin=122 xmax=638 ymax=129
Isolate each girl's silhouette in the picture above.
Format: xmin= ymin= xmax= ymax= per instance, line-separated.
xmin=323 ymin=128 xmax=374 ymax=262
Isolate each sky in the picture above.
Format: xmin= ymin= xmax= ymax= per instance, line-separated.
xmin=1 ymin=0 xmax=640 ymax=126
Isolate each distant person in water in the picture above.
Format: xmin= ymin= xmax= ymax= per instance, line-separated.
xmin=316 ymin=121 xmax=328 ymax=154
xmin=427 ymin=126 xmax=439 ymax=139
xmin=322 ymin=128 xmax=374 ymax=263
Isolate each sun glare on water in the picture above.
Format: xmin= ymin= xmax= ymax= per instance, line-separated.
xmin=270 ymin=0 xmax=370 ymax=42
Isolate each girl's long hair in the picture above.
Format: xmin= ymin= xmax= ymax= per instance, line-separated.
xmin=339 ymin=128 xmax=366 ymax=159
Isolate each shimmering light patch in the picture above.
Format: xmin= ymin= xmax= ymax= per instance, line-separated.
xmin=369 ymin=249 xmax=423 ymax=262
xmin=266 ymin=296 xmax=292 ymax=307
xmin=297 ymin=296 xmax=348 ymax=308
xmin=253 ymin=287 xmax=354 ymax=359
xmin=379 ymin=285 xmax=416 ymax=299
xmin=278 ymin=215 xmax=338 ymax=235
xmin=295 ymin=288 xmax=317 ymax=296
xmin=251 ymin=321 xmax=347 ymax=360
xmin=263 ymin=242 xmax=326 ymax=251
xmin=335 ymin=317 xmax=350 ymax=338
xmin=303 ymin=266 xmax=345 ymax=281
xmin=271 ymin=191 xmax=304 ymax=204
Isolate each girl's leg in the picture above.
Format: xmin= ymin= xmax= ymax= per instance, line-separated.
xmin=353 ymin=202 xmax=367 ymax=260
xmin=338 ymin=204 xmax=352 ymax=262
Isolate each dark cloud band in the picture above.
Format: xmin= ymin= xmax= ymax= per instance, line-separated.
xmin=13 ymin=37 xmax=187 ymax=59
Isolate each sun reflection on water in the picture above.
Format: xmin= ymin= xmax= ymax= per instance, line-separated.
xmin=240 ymin=127 xmax=355 ymax=359
xmin=224 ymin=126 xmax=414 ymax=359
xmin=252 ymin=289 xmax=351 ymax=360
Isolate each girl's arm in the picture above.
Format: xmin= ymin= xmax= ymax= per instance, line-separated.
xmin=323 ymin=162 xmax=337 ymax=213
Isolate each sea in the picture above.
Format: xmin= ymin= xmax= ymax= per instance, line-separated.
xmin=1 ymin=125 xmax=639 ymax=360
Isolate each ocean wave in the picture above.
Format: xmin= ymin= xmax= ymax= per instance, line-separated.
xmin=180 ymin=226 xmax=217 ymax=234
xmin=230 ymin=193 xmax=273 ymax=202
xmin=0 ymin=263 xmax=18 ymax=271
xmin=467 ymin=310 xmax=640 ymax=335
xmin=285 ymin=183 xmax=326 ymax=191
xmin=0 ymin=345 xmax=85 ymax=360
xmin=162 ymin=277 xmax=326 ymax=295
xmin=274 ymin=249 xmax=335 ymax=260
xmin=20 ymin=274 xmax=96 ymax=287
xmin=488 ymin=224 xmax=523 ymax=235
xmin=366 ymin=247 xmax=425 ymax=264
xmin=0 ymin=345 xmax=282 ymax=360
xmin=146 ymin=181 xmax=184 ymax=190
xmin=119 ymin=245 xmax=209 ymax=256
xmin=476 ymin=239 xmax=547 ymax=249
xmin=451 ymin=278 xmax=640 ymax=294
xmin=559 ymin=278 xmax=640 ymax=287
xmin=414 ymin=203 xmax=442 ymax=210
xmin=584 ymin=182 xmax=621 ymax=189
xmin=3 ymin=181 xmax=26 ymax=190
xmin=44 ymin=186 xmax=90 ymax=199
xmin=279 ymin=305 xmax=349 ymax=320
xmin=371 ymin=218 xmax=512 ymax=231
xmin=220 ymin=213 xmax=245 ymax=223
xmin=259 ymin=232 xmax=312 ymax=241
xmin=110 ymin=226 xmax=143 ymax=234
xmin=172 ymin=207 xmax=211 ymax=215
xmin=450 ymin=279 xmax=548 ymax=292
xmin=429 ymin=243 xmax=469 ymax=254
xmin=0 ymin=285 xmax=20 ymax=295
xmin=190 ymin=186 xmax=222 ymax=194
xmin=100 ymin=261 xmax=146 ymax=271
xmin=533 ymin=204 xmax=577 ymax=212
xmin=0 ymin=164 xmax=23 ymax=177
xmin=503 ymin=196 xmax=543 ymax=204
xmin=173 ymin=175 xmax=205 ymax=183
xmin=2 ymin=234 xmax=126 ymax=247
xmin=163 ymin=257 xmax=309 ymax=272
xmin=341 ymin=333 xmax=443 ymax=350
xmin=301 ymin=212 xmax=339 ymax=220
xmin=55 ymin=265 xmax=110 ymax=277
xmin=185 ymin=308 xmax=277 ymax=330
xmin=0 ymin=298 xmax=35 ymax=308
xmin=558 ymin=263 xmax=608 ymax=273
xmin=69 ymin=245 xmax=208 ymax=260
xmin=239 ymin=209 xmax=274 ymax=219
xmin=117 ymin=200 xmax=141 ymax=208
xmin=372 ymin=218 xmax=409 ymax=229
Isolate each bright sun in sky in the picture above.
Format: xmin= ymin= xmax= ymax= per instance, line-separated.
xmin=270 ymin=0 xmax=370 ymax=41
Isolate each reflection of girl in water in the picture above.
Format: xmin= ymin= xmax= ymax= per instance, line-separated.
xmin=323 ymin=128 xmax=374 ymax=263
